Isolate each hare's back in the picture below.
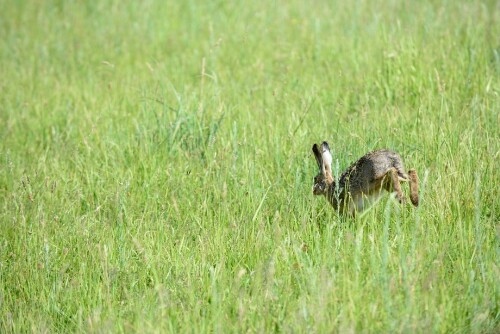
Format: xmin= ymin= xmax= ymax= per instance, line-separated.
xmin=339 ymin=149 xmax=407 ymax=190
xmin=365 ymin=149 xmax=407 ymax=179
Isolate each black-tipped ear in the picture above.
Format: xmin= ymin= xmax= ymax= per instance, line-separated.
xmin=312 ymin=143 xmax=322 ymax=168
xmin=321 ymin=141 xmax=330 ymax=152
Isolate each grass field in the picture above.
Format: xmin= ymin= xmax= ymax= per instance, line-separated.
xmin=1 ymin=0 xmax=499 ymax=332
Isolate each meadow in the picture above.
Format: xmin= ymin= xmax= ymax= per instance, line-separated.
xmin=1 ymin=0 xmax=499 ymax=332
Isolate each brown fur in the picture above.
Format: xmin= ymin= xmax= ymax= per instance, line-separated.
xmin=312 ymin=141 xmax=419 ymax=216
xmin=408 ymin=169 xmax=419 ymax=206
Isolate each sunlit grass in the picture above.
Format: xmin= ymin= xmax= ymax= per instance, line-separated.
xmin=1 ymin=0 xmax=499 ymax=333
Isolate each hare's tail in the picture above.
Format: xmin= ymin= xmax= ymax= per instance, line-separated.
xmin=408 ymin=169 xmax=419 ymax=207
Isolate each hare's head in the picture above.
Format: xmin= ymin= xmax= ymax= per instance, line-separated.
xmin=312 ymin=141 xmax=334 ymax=196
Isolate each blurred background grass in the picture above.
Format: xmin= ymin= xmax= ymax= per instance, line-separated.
xmin=1 ymin=0 xmax=499 ymax=332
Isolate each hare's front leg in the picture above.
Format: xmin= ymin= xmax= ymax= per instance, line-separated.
xmin=384 ymin=168 xmax=405 ymax=204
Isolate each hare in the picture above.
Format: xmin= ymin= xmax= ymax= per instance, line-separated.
xmin=312 ymin=141 xmax=419 ymax=216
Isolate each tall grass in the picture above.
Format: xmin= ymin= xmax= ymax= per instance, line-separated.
xmin=1 ymin=0 xmax=499 ymax=332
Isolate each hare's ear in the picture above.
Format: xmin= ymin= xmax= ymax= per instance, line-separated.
xmin=321 ymin=141 xmax=330 ymax=152
xmin=312 ymin=143 xmax=323 ymax=171
xmin=320 ymin=141 xmax=333 ymax=173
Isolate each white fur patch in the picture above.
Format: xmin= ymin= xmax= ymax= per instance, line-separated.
xmin=322 ymin=149 xmax=333 ymax=170
xmin=350 ymin=192 xmax=383 ymax=213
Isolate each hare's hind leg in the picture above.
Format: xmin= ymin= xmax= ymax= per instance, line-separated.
xmin=384 ymin=168 xmax=405 ymax=204
xmin=408 ymin=169 xmax=419 ymax=207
